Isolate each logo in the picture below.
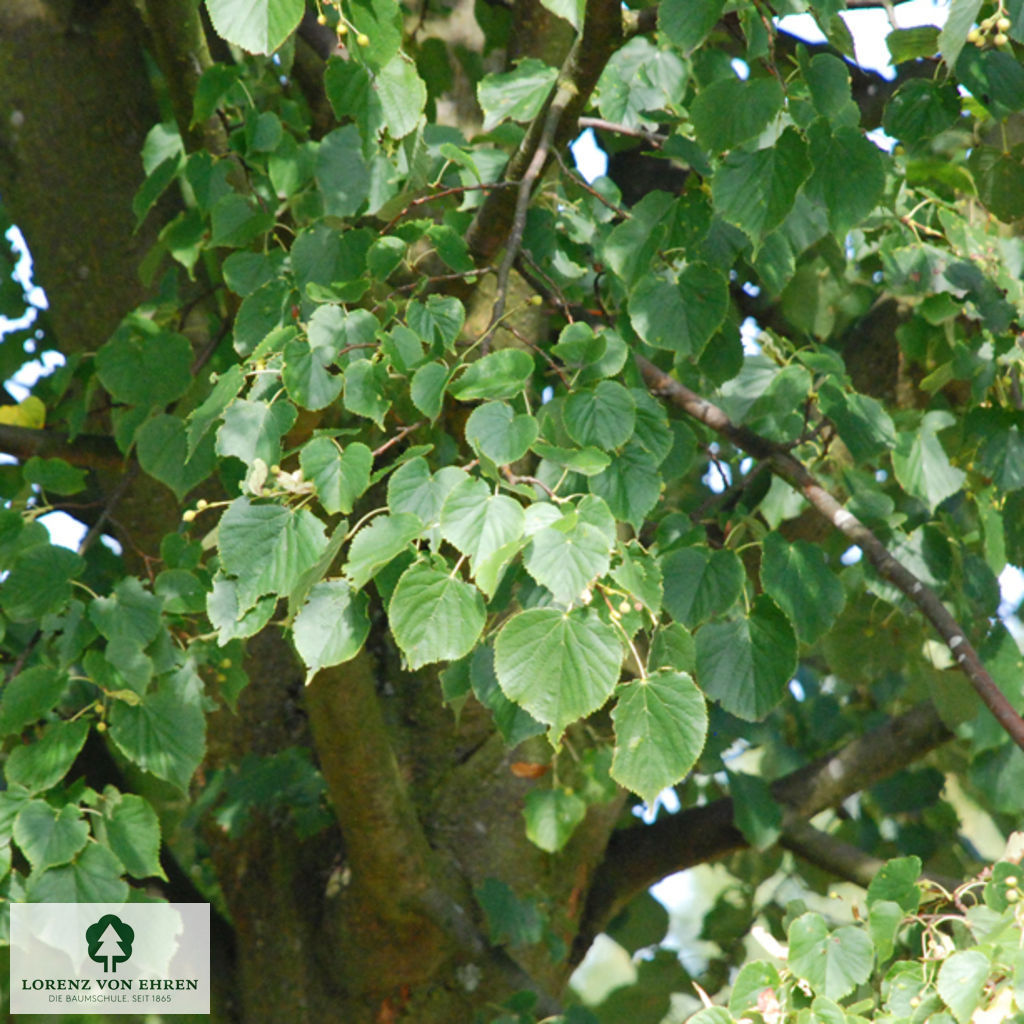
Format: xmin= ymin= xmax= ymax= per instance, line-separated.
xmin=11 ymin=902 xmax=210 ymax=1014
xmin=85 ymin=914 xmax=135 ymax=973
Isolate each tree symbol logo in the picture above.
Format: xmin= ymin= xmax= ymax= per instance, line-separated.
xmin=85 ymin=914 xmax=135 ymax=973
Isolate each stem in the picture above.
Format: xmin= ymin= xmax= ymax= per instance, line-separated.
xmin=636 ymin=354 xmax=1024 ymax=754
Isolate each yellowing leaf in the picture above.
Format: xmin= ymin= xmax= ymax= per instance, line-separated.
xmin=0 ymin=396 xmax=45 ymax=429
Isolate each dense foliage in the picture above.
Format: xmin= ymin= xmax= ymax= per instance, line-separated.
xmin=2 ymin=0 xmax=1024 ymax=1020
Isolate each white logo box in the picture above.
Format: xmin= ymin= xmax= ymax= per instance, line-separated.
xmin=10 ymin=903 xmax=210 ymax=1015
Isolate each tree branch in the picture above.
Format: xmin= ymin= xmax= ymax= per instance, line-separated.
xmin=627 ymin=0 xmax=935 ymax=38
xmin=305 ymin=652 xmax=442 ymax=921
xmin=466 ymin=0 xmax=623 ymax=263
xmin=636 ymin=355 xmax=1024 ymax=753
xmin=574 ymin=700 xmax=951 ymax=960
xmin=138 ymin=0 xmax=226 ymax=154
xmin=780 ymin=821 xmax=961 ymax=892
xmin=0 ymin=423 xmax=121 ymax=470
xmin=484 ymin=80 xmax=574 ymax=352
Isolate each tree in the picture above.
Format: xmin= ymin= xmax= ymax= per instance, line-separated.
xmin=1 ymin=0 xmax=1024 ymax=1020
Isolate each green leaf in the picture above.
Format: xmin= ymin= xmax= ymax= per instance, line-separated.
xmin=22 ymin=457 xmax=87 ymax=496
xmin=477 ymin=59 xmax=559 ymax=132
xmin=979 ymin=425 xmax=1024 ymax=492
xmin=563 ymin=380 xmax=636 ymax=450
xmin=217 ymin=497 xmax=328 ymax=609
xmin=89 ymin=577 xmax=163 ymax=646
xmin=96 ymin=322 xmax=194 ymax=408
xmin=388 ymin=562 xmax=486 ymax=669
xmin=316 ymin=125 xmax=370 ymax=218
xmin=440 ymin=477 xmax=525 ymax=568
xmin=1 ymin=543 xmax=83 ymax=622
xmin=649 ymin=623 xmax=696 ymax=674
xmin=659 ymin=0 xmax=725 ymax=52
xmin=887 ymin=25 xmax=940 ymax=63
xmin=207 ymin=577 xmax=276 ymax=643
xmin=465 ymin=402 xmax=538 ymax=464
xmin=939 ymin=0 xmax=983 ymax=68
xmin=686 ymin=1009 xmax=734 ymax=1024
xmin=5 ymin=719 xmax=90 ymax=793
xmin=204 ymin=0 xmax=303 ymax=53
xmin=216 ymin=399 xmax=297 ymax=469
xmin=449 ymin=349 xmax=534 ymax=401
xmin=411 ymin=361 xmax=449 ymax=419
xmin=468 ymin=645 xmax=545 ymax=747
xmin=727 ymin=769 xmax=781 ymax=850
xmin=376 ymin=56 xmax=426 ymax=139
xmin=937 ymin=950 xmax=990 ymax=1024
xmin=523 ymin=506 xmax=613 ymax=605
xmin=25 ymin=843 xmax=128 ymax=903
xmin=209 ymin=194 xmax=275 ymax=247
xmin=628 ymin=264 xmax=728 ymax=356
xmin=344 ymin=358 xmax=391 ymax=426
xmin=300 ymin=438 xmax=373 ymax=515
xmin=108 ymin=680 xmax=206 ymax=791
xmin=806 ymin=119 xmax=886 ymax=235
xmin=610 ymin=670 xmax=707 ymax=805
xmin=957 ymin=48 xmax=1024 ymax=118
xmin=817 ymin=381 xmax=896 ymax=462
xmin=612 ymin=546 xmax=663 ymax=618
xmin=730 ymin=961 xmax=782 ymax=1016
xmin=589 ymin=440 xmax=662 ymax=529
xmin=691 ymin=76 xmax=784 ymax=153
xmin=661 ymin=546 xmax=744 ymax=628
xmin=137 ymin=413 xmax=216 ymax=500
xmin=868 ymin=899 xmax=903 ymax=963
xmin=345 ymin=512 xmax=422 ymax=589
xmin=760 ymin=533 xmax=846 ymax=644
xmin=523 ymin=788 xmax=586 ymax=853
xmin=292 ymin=580 xmax=370 ymax=681
xmin=606 ymin=891 xmax=671 ymax=955
xmin=346 ymin=0 xmax=403 ymax=67
xmin=892 ymin=411 xmax=966 ymax=510
xmin=187 ymin=364 xmax=244 ymax=456
xmin=539 ymin=0 xmax=584 ymax=29
xmin=408 ymin=295 xmax=465 ymax=350
xmin=712 ymin=128 xmax=811 ymax=245
xmin=883 ymin=80 xmax=960 ymax=146
xmin=388 ymin=459 xmax=466 ymax=534
xmin=0 ymin=667 xmax=69 ymax=736
xmin=604 ymin=192 xmax=675 ymax=289
xmin=494 ymin=607 xmax=622 ymax=737
xmin=971 ymin=148 xmax=1024 ymax=222
xmin=533 ymin=442 xmax=610 ymax=477
xmin=804 ymin=53 xmax=859 ymax=125
xmin=475 ymin=878 xmax=544 ymax=946
xmin=283 ymin=337 xmax=344 ymax=410
xmin=867 ymin=855 xmax=922 ymax=912
xmin=13 ymin=800 xmax=89 ymax=872
xmin=788 ymin=912 xmax=875 ymax=1000
xmin=696 ymin=596 xmax=797 ymax=721
xmin=101 ymin=791 xmax=165 ymax=880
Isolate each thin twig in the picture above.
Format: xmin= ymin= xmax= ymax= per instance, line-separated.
xmin=577 ymin=117 xmax=666 ymax=146
xmin=636 ymin=355 xmax=1024 ymax=753
xmin=499 ymin=320 xmax=571 ymax=389
xmin=501 ymin=465 xmax=559 ymax=500
xmin=78 ymin=465 xmax=139 ymax=557
xmin=515 ymin=252 xmax=575 ymax=324
xmin=554 ymin=148 xmax=630 ymax=218
xmin=483 ymin=82 xmax=576 ymax=355
xmin=380 ymin=182 xmax=511 ymax=236
xmin=372 ymin=421 xmax=424 ymax=459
